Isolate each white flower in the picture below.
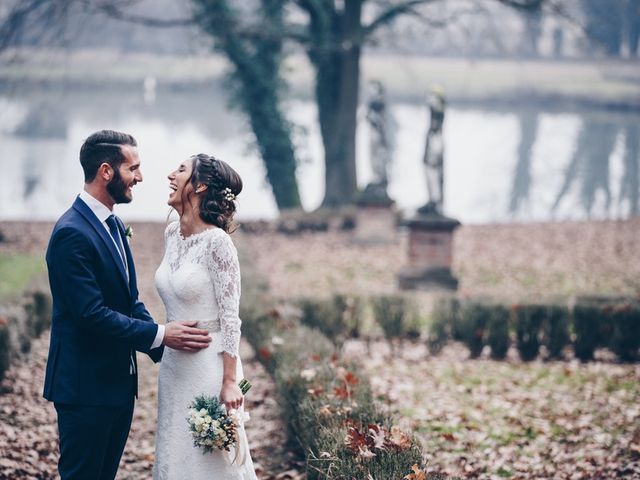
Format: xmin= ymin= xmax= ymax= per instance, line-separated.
xmin=300 ymin=368 xmax=316 ymax=380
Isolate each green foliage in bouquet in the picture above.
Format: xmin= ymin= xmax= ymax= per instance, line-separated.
xmin=187 ymin=394 xmax=238 ymax=454
xmin=187 ymin=380 xmax=250 ymax=455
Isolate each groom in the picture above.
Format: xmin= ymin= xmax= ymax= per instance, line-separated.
xmin=43 ymin=130 xmax=212 ymax=480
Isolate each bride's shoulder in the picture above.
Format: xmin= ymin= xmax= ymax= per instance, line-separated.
xmin=164 ymin=221 xmax=180 ymax=239
xmin=207 ymin=227 xmax=237 ymax=252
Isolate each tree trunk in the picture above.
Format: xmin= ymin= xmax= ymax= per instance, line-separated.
xmin=623 ymin=124 xmax=639 ymax=215
xmin=319 ymin=45 xmax=361 ymax=207
xmin=628 ymin=0 xmax=640 ymax=57
xmin=307 ymin=1 xmax=362 ymax=208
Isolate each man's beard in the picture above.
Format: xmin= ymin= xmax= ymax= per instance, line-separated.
xmin=107 ymin=168 xmax=132 ymax=204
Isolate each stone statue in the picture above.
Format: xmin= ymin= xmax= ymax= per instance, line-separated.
xmin=366 ymin=80 xmax=392 ymax=190
xmin=421 ymin=87 xmax=446 ymax=215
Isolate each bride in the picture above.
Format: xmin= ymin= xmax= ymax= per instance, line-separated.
xmin=153 ymin=154 xmax=257 ymax=479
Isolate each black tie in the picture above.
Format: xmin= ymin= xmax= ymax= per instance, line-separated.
xmin=106 ymin=215 xmax=126 ymax=266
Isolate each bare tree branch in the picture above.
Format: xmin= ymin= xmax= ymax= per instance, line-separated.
xmin=85 ymin=1 xmax=196 ymax=27
xmin=0 ymin=0 xmax=61 ymax=50
xmin=495 ymin=0 xmax=544 ymax=12
xmin=362 ymin=0 xmax=440 ymax=37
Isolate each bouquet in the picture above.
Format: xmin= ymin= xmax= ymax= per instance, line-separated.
xmin=187 ymin=379 xmax=252 ymax=460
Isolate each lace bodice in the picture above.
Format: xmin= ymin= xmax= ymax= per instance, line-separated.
xmin=155 ymin=222 xmax=242 ymax=357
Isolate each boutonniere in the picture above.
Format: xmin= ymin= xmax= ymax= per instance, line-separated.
xmin=125 ymin=225 xmax=134 ymax=241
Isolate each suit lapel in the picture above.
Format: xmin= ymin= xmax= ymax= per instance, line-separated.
xmin=72 ymin=197 xmax=131 ymax=296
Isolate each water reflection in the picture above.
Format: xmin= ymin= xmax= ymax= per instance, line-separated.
xmin=1 ymin=86 xmax=639 ymax=223
xmin=13 ymin=103 xmax=69 ymax=200
xmin=509 ymin=109 xmax=539 ymax=214
xmin=552 ymin=120 xmax=618 ymax=217
xmin=622 ymin=124 xmax=640 ymax=216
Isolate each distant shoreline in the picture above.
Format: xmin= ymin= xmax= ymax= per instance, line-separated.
xmin=1 ymin=51 xmax=639 ymax=112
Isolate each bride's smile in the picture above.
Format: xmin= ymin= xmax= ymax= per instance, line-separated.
xmin=167 ymin=161 xmax=194 ymax=210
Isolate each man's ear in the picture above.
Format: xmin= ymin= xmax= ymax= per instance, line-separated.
xmin=99 ymin=163 xmax=113 ymax=181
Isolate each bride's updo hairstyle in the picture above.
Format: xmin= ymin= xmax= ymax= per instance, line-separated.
xmin=190 ymin=154 xmax=243 ymax=234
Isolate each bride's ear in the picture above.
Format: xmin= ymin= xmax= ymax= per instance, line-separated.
xmin=195 ymin=184 xmax=208 ymax=194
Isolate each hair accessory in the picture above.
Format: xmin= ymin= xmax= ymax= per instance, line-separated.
xmin=222 ymin=187 xmax=236 ymax=201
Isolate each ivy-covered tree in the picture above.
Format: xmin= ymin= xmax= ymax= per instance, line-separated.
xmin=1 ymin=0 xmax=547 ymax=209
xmin=191 ymin=0 xmax=301 ymax=209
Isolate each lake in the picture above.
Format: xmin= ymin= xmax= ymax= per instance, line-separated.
xmin=1 ymin=84 xmax=638 ymax=223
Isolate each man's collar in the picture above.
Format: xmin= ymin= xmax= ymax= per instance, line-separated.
xmin=78 ymin=190 xmax=113 ymax=223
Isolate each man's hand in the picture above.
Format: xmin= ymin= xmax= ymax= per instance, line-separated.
xmin=163 ymin=321 xmax=211 ymax=352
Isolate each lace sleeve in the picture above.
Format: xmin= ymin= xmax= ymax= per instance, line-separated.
xmin=207 ymin=231 xmax=242 ymax=357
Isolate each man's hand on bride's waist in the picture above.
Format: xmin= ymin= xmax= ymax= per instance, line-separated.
xmin=163 ymin=321 xmax=212 ymax=352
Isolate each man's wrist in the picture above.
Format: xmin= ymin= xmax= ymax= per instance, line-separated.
xmin=151 ymin=324 xmax=165 ymax=349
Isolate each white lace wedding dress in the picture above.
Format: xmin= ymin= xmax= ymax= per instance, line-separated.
xmin=152 ymin=222 xmax=257 ymax=480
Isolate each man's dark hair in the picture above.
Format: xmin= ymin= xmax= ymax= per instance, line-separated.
xmin=79 ymin=130 xmax=137 ymax=182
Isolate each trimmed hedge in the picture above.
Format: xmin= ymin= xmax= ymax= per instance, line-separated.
xmin=459 ymin=302 xmax=490 ymax=358
xmin=428 ymin=296 xmax=639 ymax=363
xmin=371 ymin=295 xmax=417 ymax=347
xmin=297 ymin=294 xmax=363 ymax=348
xmin=0 ymin=287 xmax=52 ymax=381
xmin=609 ymin=303 xmax=640 ymax=362
xmin=514 ymin=305 xmax=545 ymax=361
xmin=487 ymin=306 xmax=510 ymax=360
xmin=427 ymin=297 xmax=457 ymax=355
xmin=544 ymin=306 xmax=570 ymax=359
xmin=239 ymin=271 xmax=432 ymax=478
xmin=573 ymin=303 xmax=601 ymax=361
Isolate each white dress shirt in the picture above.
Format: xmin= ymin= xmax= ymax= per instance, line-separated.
xmin=78 ymin=190 xmax=165 ymax=350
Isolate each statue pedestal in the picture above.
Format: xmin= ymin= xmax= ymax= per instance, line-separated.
xmin=398 ymin=212 xmax=460 ymax=290
xmin=352 ymin=183 xmax=396 ymax=245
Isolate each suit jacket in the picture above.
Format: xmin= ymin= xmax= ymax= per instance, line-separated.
xmin=43 ymin=196 xmax=163 ymax=406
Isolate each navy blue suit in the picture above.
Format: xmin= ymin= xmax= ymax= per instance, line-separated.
xmin=44 ymin=196 xmax=163 ymax=479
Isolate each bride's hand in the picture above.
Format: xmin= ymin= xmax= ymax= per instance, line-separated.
xmin=220 ymin=380 xmax=243 ymax=410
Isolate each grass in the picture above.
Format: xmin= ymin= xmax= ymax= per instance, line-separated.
xmin=0 ymin=254 xmax=45 ymax=303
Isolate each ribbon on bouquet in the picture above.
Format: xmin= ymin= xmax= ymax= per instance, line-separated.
xmin=224 ymin=409 xmax=250 ymax=466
